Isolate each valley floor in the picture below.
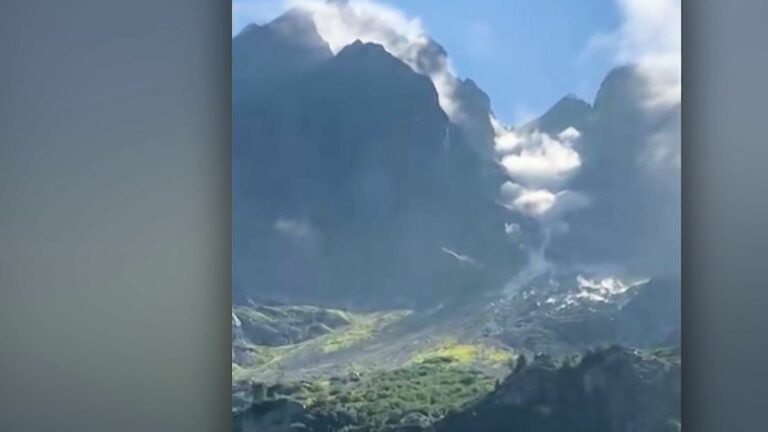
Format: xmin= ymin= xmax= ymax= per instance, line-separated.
xmin=232 ymin=294 xmax=680 ymax=432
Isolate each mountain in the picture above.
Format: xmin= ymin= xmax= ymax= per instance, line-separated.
xmin=522 ymin=95 xmax=592 ymax=135
xmin=231 ymin=272 xmax=679 ymax=388
xmin=539 ymin=67 xmax=681 ymax=279
xmin=492 ymin=273 xmax=680 ymax=353
xmin=232 ymin=6 xmax=680 ymax=432
xmin=232 ymin=8 xmax=332 ymax=105
xmin=232 ymin=11 xmax=524 ymax=308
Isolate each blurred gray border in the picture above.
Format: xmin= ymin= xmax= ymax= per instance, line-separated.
xmin=0 ymin=1 xmax=231 ymax=431
xmin=684 ymin=0 xmax=768 ymax=430
xmin=1 ymin=0 xmax=767 ymax=430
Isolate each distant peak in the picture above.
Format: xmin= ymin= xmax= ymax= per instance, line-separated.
xmin=345 ymin=40 xmax=384 ymax=51
xmin=336 ymin=40 xmax=392 ymax=59
xmin=456 ymin=78 xmax=491 ymax=114
xmin=549 ymin=95 xmax=592 ymax=114
xmin=520 ymin=94 xmax=592 ymax=134
xmin=330 ymin=41 xmax=419 ymax=77
xmin=593 ymin=65 xmax=643 ymax=111
xmin=602 ymin=64 xmax=639 ymax=83
xmin=597 ymin=65 xmax=639 ymax=95
xmin=235 ymin=7 xmax=322 ymax=43
xmin=268 ymin=7 xmax=316 ymax=31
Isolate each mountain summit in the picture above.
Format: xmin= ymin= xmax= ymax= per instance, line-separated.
xmin=232 ymin=11 xmax=523 ymax=307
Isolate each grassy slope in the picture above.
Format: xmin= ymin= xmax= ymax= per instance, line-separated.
xmin=233 ymin=303 xmax=517 ymax=385
xmin=233 ymin=307 xmax=413 ymax=382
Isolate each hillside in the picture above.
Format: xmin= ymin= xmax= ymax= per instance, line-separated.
xmin=233 ymin=346 xmax=680 ymax=432
xmin=436 ymin=346 xmax=681 ymax=432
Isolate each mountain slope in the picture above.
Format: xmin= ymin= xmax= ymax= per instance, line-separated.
xmin=232 ymin=11 xmax=524 ymax=308
xmin=541 ymin=67 xmax=681 ymax=278
xmin=232 ymin=346 xmax=680 ymax=432
xmin=436 ymin=346 xmax=681 ymax=432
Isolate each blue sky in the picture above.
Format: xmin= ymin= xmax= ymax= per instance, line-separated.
xmin=377 ymin=0 xmax=620 ymax=123
xmin=233 ymin=0 xmax=622 ymax=125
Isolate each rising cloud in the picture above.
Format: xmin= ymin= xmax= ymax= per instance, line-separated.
xmin=291 ymin=0 xmax=465 ymax=120
xmin=499 ymin=181 xmax=588 ymax=221
xmin=498 ymin=130 xmax=581 ymax=186
xmin=493 ymin=112 xmax=584 ymax=228
xmin=589 ymin=0 xmax=681 ymax=108
xmin=499 ymin=182 xmax=557 ymax=216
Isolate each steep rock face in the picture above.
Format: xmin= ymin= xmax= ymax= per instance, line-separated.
xmin=452 ymin=78 xmax=498 ymax=161
xmin=614 ymin=278 xmax=681 ymax=347
xmin=436 ymin=346 xmax=681 ymax=432
xmin=523 ymin=66 xmax=681 ymax=280
xmin=232 ymin=12 xmax=523 ymax=307
xmin=233 ymin=8 xmax=332 ymax=104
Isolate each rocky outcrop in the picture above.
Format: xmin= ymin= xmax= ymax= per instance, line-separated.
xmin=435 ymin=346 xmax=681 ymax=432
xmin=233 ymin=10 xmax=524 ymax=308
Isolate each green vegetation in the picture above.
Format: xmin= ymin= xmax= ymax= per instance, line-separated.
xmin=237 ymin=361 xmax=497 ymax=431
xmin=436 ymin=346 xmax=682 ymax=432
xmin=408 ymin=341 xmax=514 ymax=368
xmin=319 ymin=310 xmax=411 ymax=353
xmin=233 ymin=303 xmax=680 ymax=432
xmin=233 ymin=304 xmax=356 ymax=347
xmin=233 ymin=307 xmax=411 ymax=383
xmin=320 ymin=363 xmax=492 ymax=422
xmin=235 ymin=345 xmax=681 ymax=432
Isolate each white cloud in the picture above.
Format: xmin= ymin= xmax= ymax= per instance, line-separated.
xmin=499 ymin=181 xmax=589 ymax=220
xmin=511 ymin=188 xmax=558 ymax=216
xmin=558 ymin=126 xmax=581 ymax=142
xmin=589 ymin=0 xmax=681 ymax=107
xmin=493 ymin=117 xmax=584 ymax=233
xmin=499 ymin=182 xmax=556 ymax=217
xmin=498 ymin=130 xmax=581 ymax=186
xmin=491 ymin=117 xmax=522 ymax=152
xmin=619 ymin=0 xmax=681 ymax=106
xmin=494 ymin=108 xmax=582 ymax=287
xmin=292 ymin=0 xmax=424 ymax=53
xmin=291 ymin=0 xmax=464 ymax=120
